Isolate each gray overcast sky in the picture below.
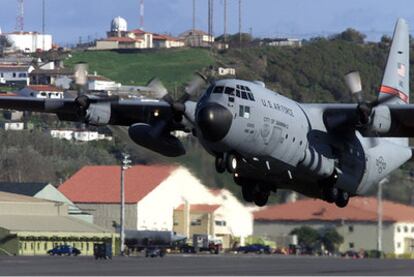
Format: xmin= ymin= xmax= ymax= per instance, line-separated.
xmin=1 ymin=0 xmax=414 ymax=45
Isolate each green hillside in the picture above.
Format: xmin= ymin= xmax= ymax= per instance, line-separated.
xmin=65 ymin=48 xmax=215 ymax=90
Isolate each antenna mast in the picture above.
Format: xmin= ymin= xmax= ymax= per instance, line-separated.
xmin=223 ymin=0 xmax=227 ymax=43
xmin=192 ymin=0 xmax=196 ymax=31
xmin=16 ymin=0 xmax=24 ymax=32
xmin=139 ymin=0 xmax=144 ymax=30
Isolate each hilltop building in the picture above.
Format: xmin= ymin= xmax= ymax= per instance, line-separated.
xmin=59 ymin=165 xmax=253 ymax=248
xmin=1 ymin=32 xmax=52 ymax=53
xmin=0 ymin=63 xmax=34 ymax=86
xmin=95 ymin=16 xmax=183 ymax=50
xmin=179 ymin=29 xmax=215 ymax=48
xmin=254 ymin=197 xmax=414 ymax=255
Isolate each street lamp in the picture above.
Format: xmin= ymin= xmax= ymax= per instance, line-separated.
xmin=120 ymin=153 xmax=131 ymax=256
xmin=377 ymin=177 xmax=389 ymax=256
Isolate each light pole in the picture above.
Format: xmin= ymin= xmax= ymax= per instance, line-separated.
xmin=377 ymin=177 xmax=388 ymax=256
xmin=120 ymin=153 xmax=131 ymax=256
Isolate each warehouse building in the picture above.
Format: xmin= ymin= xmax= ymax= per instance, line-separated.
xmin=59 ymin=165 xmax=253 ymax=248
xmin=0 ymin=192 xmax=117 ymax=256
xmin=254 ymin=197 xmax=414 ymax=255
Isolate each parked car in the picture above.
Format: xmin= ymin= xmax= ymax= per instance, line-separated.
xmin=93 ymin=243 xmax=112 ymax=259
xmin=236 ymin=244 xmax=272 ymax=254
xmin=47 ymin=245 xmax=81 ymax=256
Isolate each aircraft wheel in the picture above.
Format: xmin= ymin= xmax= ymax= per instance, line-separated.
xmin=215 ymin=156 xmax=226 ymax=173
xmin=335 ymin=190 xmax=350 ymax=208
xmin=253 ymin=190 xmax=269 ymax=207
xmin=226 ymin=153 xmax=238 ymax=173
xmin=241 ymin=184 xmax=254 ymax=202
xmin=323 ymin=187 xmax=339 ymax=203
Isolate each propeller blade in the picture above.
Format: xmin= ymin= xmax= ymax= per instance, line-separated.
xmin=146 ymin=77 xmax=169 ymax=99
xmin=344 ymin=71 xmax=363 ymax=103
xmin=184 ymin=72 xmax=208 ymax=97
xmin=74 ymin=62 xmax=89 ymax=86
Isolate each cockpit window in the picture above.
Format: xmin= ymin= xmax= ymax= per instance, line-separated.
xmin=234 ymin=84 xmax=255 ymax=101
xmin=213 ymin=86 xmax=224 ymax=94
xmin=241 ymin=90 xmax=248 ymax=99
xmin=247 ymin=92 xmax=255 ymax=101
xmin=236 ymin=89 xmax=241 ymax=97
xmin=224 ymin=87 xmax=235 ymax=95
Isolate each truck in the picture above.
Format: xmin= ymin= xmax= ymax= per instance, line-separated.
xmin=124 ymin=230 xmax=186 ymax=258
xmin=179 ymin=234 xmax=222 ymax=254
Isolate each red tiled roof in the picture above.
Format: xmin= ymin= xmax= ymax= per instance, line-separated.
xmin=254 ymin=197 xmax=414 ymax=223
xmin=153 ymin=34 xmax=182 ymax=41
xmin=176 ymin=204 xmax=221 ymax=213
xmin=27 ymin=85 xmax=62 ymax=92
xmin=130 ymin=29 xmax=148 ymax=35
xmin=105 ymin=37 xmax=142 ymax=42
xmin=58 ymin=165 xmax=178 ymax=204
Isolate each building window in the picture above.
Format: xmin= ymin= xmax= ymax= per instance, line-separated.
xmin=191 ymin=219 xmax=202 ymax=226
xmin=349 ymin=242 xmax=354 ymax=249
xmin=348 ymin=225 xmax=354 ymax=232
xmin=411 ymin=227 xmax=414 ymax=233
xmin=404 ymin=226 xmax=409 ymax=233
xmin=24 ymin=242 xmax=27 ymax=250
xmin=44 ymin=242 xmax=47 ymax=250
xmin=397 ymin=242 xmax=401 ymax=248
xmin=12 ymin=73 xmax=16 ymax=78
xmin=215 ymin=220 xmax=227 ymax=226
xmin=0 ymin=73 xmax=3 ymax=77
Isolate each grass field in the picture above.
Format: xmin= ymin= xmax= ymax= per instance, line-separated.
xmin=65 ymin=48 xmax=215 ymax=90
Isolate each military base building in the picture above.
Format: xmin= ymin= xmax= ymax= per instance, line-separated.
xmin=254 ymin=197 xmax=414 ymax=255
xmin=0 ymin=192 xmax=117 ymax=256
xmin=59 ymin=165 xmax=253 ymax=248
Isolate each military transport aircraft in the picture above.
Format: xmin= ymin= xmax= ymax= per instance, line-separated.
xmin=0 ymin=19 xmax=411 ymax=208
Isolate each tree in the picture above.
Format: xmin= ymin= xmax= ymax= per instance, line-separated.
xmin=319 ymin=228 xmax=344 ymax=253
xmin=331 ymin=28 xmax=366 ymax=44
xmin=0 ymin=36 xmax=11 ymax=57
xmin=290 ymin=226 xmax=320 ymax=249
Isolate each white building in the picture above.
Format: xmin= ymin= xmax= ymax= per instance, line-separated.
xmin=179 ymin=29 xmax=214 ymax=48
xmin=1 ymin=122 xmax=24 ymax=131
xmin=19 ymin=85 xmax=64 ymax=99
xmin=153 ymin=34 xmax=185 ymax=48
xmin=50 ymin=129 xmax=74 ymax=141
xmin=3 ymin=32 xmax=52 ymax=53
xmin=254 ymin=197 xmax=414 ymax=255
xmin=0 ymin=64 xmax=34 ymax=86
xmin=88 ymin=74 xmax=121 ymax=91
xmin=262 ymin=38 xmax=302 ymax=47
xmin=50 ymin=129 xmax=112 ymax=142
xmin=59 ymin=165 xmax=253 ymax=247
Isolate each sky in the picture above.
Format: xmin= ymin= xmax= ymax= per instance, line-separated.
xmin=1 ymin=0 xmax=414 ymax=45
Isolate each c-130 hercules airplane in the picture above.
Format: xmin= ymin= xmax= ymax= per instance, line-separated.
xmin=0 ymin=19 xmax=412 ymax=208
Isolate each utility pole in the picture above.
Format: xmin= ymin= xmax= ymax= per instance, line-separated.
xmin=42 ymin=0 xmax=45 ymax=51
xmin=223 ymin=0 xmax=227 ymax=43
xmin=239 ymin=0 xmax=242 ymax=51
xmin=192 ymin=0 xmax=196 ymax=31
xmin=139 ymin=0 xmax=144 ymax=30
xmin=377 ymin=178 xmax=388 ymax=256
xmin=120 ymin=153 xmax=131 ymax=256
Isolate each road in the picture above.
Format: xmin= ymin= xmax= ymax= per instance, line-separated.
xmin=0 ymin=254 xmax=413 ymax=276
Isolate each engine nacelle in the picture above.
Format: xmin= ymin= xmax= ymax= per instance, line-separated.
xmin=369 ymin=105 xmax=391 ymax=134
xmin=128 ymin=123 xmax=185 ymax=157
xmin=299 ymin=147 xmax=335 ymax=178
xmin=85 ymin=103 xmax=111 ymax=126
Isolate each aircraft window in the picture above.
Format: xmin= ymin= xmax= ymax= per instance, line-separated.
xmin=247 ymin=92 xmax=255 ymax=101
xmin=299 ymin=141 xmax=303 ymax=146
xmin=245 ymin=86 xmax=251 ymax=92
xmin=244 ymin=106 xmax=250 ymax=118
xmin=241 ymin=91 xmax=248 ymax=99
xmin=236 ymin=85 xmax=241 ymax=89
xmin=225 ymin=87 xmax=235 ymax=95
xmin=236 ymin=89 xmax=241 ymax=97
xmin=229 ymin=97 xmax=234 ymax=102
xmin=239 ymin=105 xmax=244 ymax=117
xmin=285 ymin=134 xmax=288 ymax=139
xmin=293 ymin=137 xmax=296 ymax=142
xmin=213 ymin=86 xmax=224 ymax=94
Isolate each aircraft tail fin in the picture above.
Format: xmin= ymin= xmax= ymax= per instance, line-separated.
xmin=379 ymin=18 xmax=410 ymax=105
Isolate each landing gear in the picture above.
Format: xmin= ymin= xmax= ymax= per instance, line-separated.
xmin=226 ymin=153 xmax=238 ymax=173
xmin=240 ymin=182 xmax=270 ymax=206
xmin=335 ymin=189 xmax=350 ymax=208
xmin=253 ymin=189 xmax=270 ymax=207
xmin=241 ymin=184 xmax=254 ymax=202
xmin=322 ymin=186 xmax=339 ymax=203
xmin=215 ymin=156 xmax=226 ymax=173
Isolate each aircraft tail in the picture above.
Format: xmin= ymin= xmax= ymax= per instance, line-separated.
xmin=379 ymin=18 xmax=410 ymax=105
xmin=379 ymin=18 xmax=410 ymax=147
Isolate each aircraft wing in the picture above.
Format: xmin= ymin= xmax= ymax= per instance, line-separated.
xmin=0 ymin=96 xmax=173 ymax=127
xmin=316 ymin=103 xmax=414 ymax=137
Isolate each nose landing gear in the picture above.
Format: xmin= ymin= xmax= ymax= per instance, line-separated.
xmin=322 ymin=186 xmax=350 ymax=208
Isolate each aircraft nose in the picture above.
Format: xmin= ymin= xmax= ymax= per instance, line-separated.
xmin=196 ymin=103 xmax=232 ymax=142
